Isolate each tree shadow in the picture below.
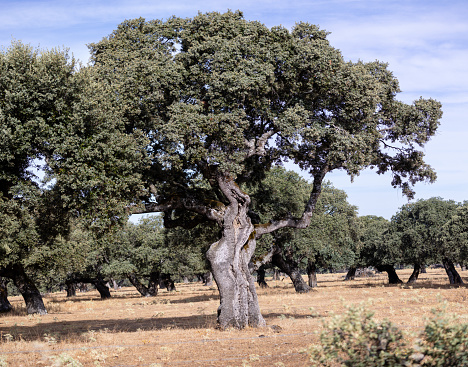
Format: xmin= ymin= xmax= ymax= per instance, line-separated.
xmin=0 ymin=310 xmax=325 ymax=342
xmin=0 ymin=314 xmax=218 ymax=342
xmin=346 ymin=281 xmax=468 ymax=290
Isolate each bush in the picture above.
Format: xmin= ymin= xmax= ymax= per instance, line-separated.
xmin=419 ymin=309 xmax=468 ymax=366
xmin=308 ymin=305 xmax=468 ymax=367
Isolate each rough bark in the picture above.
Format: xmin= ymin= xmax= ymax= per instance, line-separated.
xmin=66 ymin=281 xmax=76 ymax=297
xmin=257 ymin=265 xmax=268 ymax=288
xmin=206 ymin=177 xmax=266 ymax=329
xmin=443 ymin=258 xmax=464 ymax=285
xmin=376 ymin=265 xmax=403 ymax=284
xmin=344 ymin=267 xmax=357 ymax=281
xmin=407 ymin=263 xmax=421 ymax=284
xmin=0 ymin=264 xmax=47 ymax=314
xmin=0 ymin=277 xmax=12 ymax=313
xmin=272 ymin=249 xmax=311 ymax=293
xmin=307 ymin=261 xmax=318 ymax=288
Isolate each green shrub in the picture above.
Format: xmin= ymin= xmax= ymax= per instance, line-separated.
xmin=418 ymin=309 xmax=468 ymax=366
xmin=309 ymin=305 xmax=410 ymax=366
xmin=308 ymin=305 xmax=468 ymax=367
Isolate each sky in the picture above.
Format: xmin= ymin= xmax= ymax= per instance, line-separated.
xmin=1 ymin=0 xmax=467 ymax=220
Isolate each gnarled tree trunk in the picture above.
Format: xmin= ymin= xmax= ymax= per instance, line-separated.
xmin=407 ymin=263 xmax=421 ymax=284
xmin=307 ymin=261 xmax=317 ymax=288
xmin=206 ymin=178 xmax=265 ymax=329
xmin=0 ymin=264 xmax=47 ymax=314
xmin=376 ymin=265 xmax=403 ymax=284
xmin=443 ymin=258 xmax=464 ymax=284
xmin=0 ymin=277 xmax=12 ymax=313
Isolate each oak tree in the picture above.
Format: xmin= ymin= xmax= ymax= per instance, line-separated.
xmin=89 ymin=11 xmax=442 ymax=328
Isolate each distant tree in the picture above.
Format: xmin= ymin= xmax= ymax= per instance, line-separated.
xmin=438 ymin=203 xmax=468 ymax=284
xmin=250 ymin=167 xmax=358 ymax=292
xmin=104 ymin=216 xmax=215 ymax=296
xmin=389 ymin=198 xmax=459 ymax=284
xmin=358 ymin=216 xmax=403 ymax=284
xmin=89 ymin=11 xmax=442 ymax=328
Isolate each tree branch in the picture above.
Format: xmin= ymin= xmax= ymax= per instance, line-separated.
xmin=253 ymin=165 xmax=329 ymax=237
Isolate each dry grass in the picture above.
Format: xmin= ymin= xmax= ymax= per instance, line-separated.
xmin=1 ymin=268 xmax=468 ymax=366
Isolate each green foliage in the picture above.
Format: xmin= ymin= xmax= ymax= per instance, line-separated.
xmin=358 ymin=215 xmax=392 ymax=268
xmin=309 ymin=305 xmax=410 ymax=366
xmin=104 ymin=216 xmax=214 ymax=281
xmin=89 ymin=10 xmax=442 ymax=228
xmin=388 ymin=198 xmax=458 ymax=266
xmin=438 ymin=204 xmax=468 ymax=264
xmin=308 ymin=306 xmax=468 ymax=367
xmin=419 ymin=309 xmax=468 ymax=366
xmin=250 ymin=166 xmax=358 ymax=271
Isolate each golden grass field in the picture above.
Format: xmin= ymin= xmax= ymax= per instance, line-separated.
xmin=1 ymin=268 xmax=468 ymax=366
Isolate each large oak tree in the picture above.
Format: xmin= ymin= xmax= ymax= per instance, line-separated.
xmin=89 ymin=11 xmax=442 ymax=328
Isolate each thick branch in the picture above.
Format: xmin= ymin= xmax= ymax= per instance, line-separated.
xmin=246 ymin=130 xmax=276 ymax=158
xmin=137 ymin=196 xmax=224 ymax=224
xmin=254 ymin=166 xmax=328 ymax=237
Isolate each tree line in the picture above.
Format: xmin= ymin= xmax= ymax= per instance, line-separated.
xmin=1 ymin=11 xmax=444 ymax=328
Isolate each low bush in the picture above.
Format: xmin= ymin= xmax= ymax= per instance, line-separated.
xmin=308 ymin=305 xmax=468 ymax=366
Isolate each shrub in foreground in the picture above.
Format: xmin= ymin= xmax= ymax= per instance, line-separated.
xmin=308 ymin=305 xmax=468 ymax=366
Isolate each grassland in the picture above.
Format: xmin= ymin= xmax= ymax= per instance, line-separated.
xmin=1 ymin=268 xmax=468 ymax=366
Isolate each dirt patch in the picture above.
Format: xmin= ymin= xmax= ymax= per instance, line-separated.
xmin=1 ymin=268 xmax=467 ymax=366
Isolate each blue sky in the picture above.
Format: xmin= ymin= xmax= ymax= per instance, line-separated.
xmin=1 ymin=0 xmax=467 ymax=220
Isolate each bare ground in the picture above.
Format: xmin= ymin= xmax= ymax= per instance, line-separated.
xmin=1 ymin=268 xmax=468 ymax=366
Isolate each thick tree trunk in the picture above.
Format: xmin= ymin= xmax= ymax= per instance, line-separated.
xmin=344 ymin=267 xmax=357 ymax=281
xmin=376 ymin=265 xmax=403 ymax=284
xmin=407 ymin=263 xmax=421 ymax=284
xmin=257 ymin=265 xmax=268 ymax=288
xmin=0 ymin=277 xmax=12 ymax=313
xmin=93 ymin=276 xmax=111 ymax=299
xmin=128 ymin=273 xmax=158 ymax=297
xmin=443 ymin=258 xmax=464 ymax=284
xmin=206 ymin=178 xmax=265 ymax=329
xmin=272 ymin=250 xmax=311 ymax=293
xmin=307 ymin=261 xmax=318 ymax=288
xmin=66 ymin=281 xmax=76 ymax=297
xmin=0 ymin=264 xmax=47 ymax=314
